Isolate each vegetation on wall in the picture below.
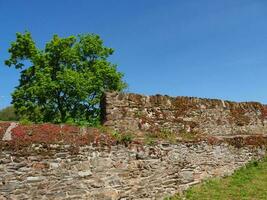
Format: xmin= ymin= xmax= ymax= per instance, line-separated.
xmin=5 ymin=31 xmax=126 ymax=124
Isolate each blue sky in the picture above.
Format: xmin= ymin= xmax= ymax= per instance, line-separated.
xmin=1 ymin=0 xmax=267 ymax=108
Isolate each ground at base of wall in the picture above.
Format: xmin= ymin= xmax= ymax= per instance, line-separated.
xmin=166 ymin=157 xmax=267 ymax=200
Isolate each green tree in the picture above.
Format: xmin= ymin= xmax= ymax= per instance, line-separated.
xmin=0 ymin=106 xmax=19 ymax=121
xmin=5 ymin=31 xmax=126 ymax=124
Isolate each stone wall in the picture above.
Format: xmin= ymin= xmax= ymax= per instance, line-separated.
xmin=1 ymin=141 xmax=266 ymax=200
xmin=101 ymin=92 xmax=267 ymax=136
xmin=1 ymin=93 xmax=267 ymax=200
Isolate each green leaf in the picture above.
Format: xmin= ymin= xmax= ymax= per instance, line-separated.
xmin=5 ymin=31 xmax=127 ymax=124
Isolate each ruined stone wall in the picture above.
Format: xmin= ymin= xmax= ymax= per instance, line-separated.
xmin=102 ymin=92 xmax=267 ymax=136
xmin=1 ymin=141 xmax=266 ymax=200
xmin=1 ymin=93 xmax=267 ymax=200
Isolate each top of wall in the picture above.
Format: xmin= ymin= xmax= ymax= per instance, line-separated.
xmin=103 ymin=92 xmax=265 ymax=110
xmin=101 ymin=92 xmax=267 ymax=136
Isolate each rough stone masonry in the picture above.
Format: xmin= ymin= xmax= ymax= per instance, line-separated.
xmin=101 ymin=92 xmax=267 ymax=136
xmin=1 ymin=141 xmax=266 ymax=200
xmin=1 ymin=92 xmax=267 ymax=200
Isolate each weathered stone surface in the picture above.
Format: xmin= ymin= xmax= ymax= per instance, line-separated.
xmin=101 ymin=92 xmax=267 ymax=136
xmin=0 ymin=142 xmax=266 ymax=199
xmin=180 ymin=170 xmax=194 ymax=183
xmin=78 ymin=170 xmax=92 ymax=177
xmin=26 ymin=176 xmax=45 ymax=182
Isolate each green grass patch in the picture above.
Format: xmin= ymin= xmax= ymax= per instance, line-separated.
xmin=144 ymin=128 xmax=177 ymax=143
xmin=166 ymin=157 xmax=267 ymax=200
xmin=178 ymin=130 xmax=201 ymax=141
xmin=111 ymin=130 xmax=134 ymax=144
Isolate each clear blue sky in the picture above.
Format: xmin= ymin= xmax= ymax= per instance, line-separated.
xmin=1 ymin=0 xmax=267 ymax=108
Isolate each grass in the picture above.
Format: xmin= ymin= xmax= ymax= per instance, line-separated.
xmin=166 ymin=157 xmax=267 ymax=200
xmin=144 ymin=129 xmax=176 ymax=144
xmin=143 ymin=129 xmax=203 ymax=145
xmin=178 ymin=130 xmax=202 ymax=141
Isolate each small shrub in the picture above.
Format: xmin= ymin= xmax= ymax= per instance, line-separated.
xmin=144 ymin=136 xmax=156 ymax=145
xmin=111 ymin=131 xmax=134 ymax=144
xmin=19 ymin=118 xmax=33 ymax=125
xmin=121 ymin=133 xmax=134 ymax=143
xmin=111 ymin=130 xmax=121 ymax=140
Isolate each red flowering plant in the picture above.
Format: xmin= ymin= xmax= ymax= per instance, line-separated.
xmin=12 ymin=124 xmax=74 ymax=143
xmin=2 ymin=121 xmax=136 ymax=149
xmin=9 ymin=123 xmax=113 ymax=146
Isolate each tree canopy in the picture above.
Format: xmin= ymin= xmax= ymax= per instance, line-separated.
xmin=5 ymin=31 xmax=126 ymax=124
xmin=0 ymin=106 xmax=19 ymax=121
